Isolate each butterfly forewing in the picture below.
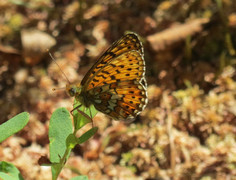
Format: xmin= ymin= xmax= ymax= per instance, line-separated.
xmin=81 ymin=33 xmax=144 ymax=90
xmin=85 ymin=50 xmax=145 ymax=90
xmin=78 ymin=32 xmax=147 ymax=120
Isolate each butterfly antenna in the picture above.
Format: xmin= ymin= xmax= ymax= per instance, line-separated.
xmin=52 ymin=87 xmax=66 ymax=91
xmin=48 ymin=50 xmax=71 ymax=84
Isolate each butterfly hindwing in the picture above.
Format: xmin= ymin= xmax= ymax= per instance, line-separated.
xmin=88 ymin=80 xmax=147 ymax=120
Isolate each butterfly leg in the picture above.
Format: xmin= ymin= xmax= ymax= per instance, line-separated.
xmin=70 ymin=104 xmax=82 ymax=115
xmin=70 ymin=105 xmax=94 ymax=126
xmin=88 ymin=107 xmax=94 ymax=127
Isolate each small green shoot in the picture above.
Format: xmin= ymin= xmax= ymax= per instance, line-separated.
xmin=47 ymin=103 xmax=98 ymax=180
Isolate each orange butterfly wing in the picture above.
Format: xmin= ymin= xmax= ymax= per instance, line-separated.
xmin=87 ymin=50 xmax=147 ymax=119
xmin=81 ymin=32 xmax=144 ymax=91
xmin=79 ymin=32 xmax=147 ymax=120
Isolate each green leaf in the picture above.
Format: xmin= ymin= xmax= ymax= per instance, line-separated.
xmin=0 ymin=161 xmax=24 ymax=180
xmin=49 ymin=108 xmax=73 ymax=163
xmin=73 ymin=100 xmax=97 ymax=130
xmin=70 ymin=175 xmax=89 ymax=180
xmin=66 ymin=133 xmax=77 ymax=149
xmin=77 ymin=127 xmax=98 ymax=144
xmin=0 ymin=112 xmax=29 ymax=143
xmin=0 ymin=173 xmax=15 ymax=180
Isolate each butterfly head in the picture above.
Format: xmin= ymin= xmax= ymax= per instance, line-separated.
xmin=66 ymin=84 xmax=81 ymax=97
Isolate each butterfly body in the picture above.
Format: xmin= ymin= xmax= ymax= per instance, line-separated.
xmin=66 ymin=84 xmax=92 ymax=108
xmin=66 ymin=32 xmax=148 ymax=120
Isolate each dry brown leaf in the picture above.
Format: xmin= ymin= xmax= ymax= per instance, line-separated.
xmin=63 ymin=1 xmax=79 ymax=21
xmin=84 ymin=4 xmax=105 ymax=20
xmin=92 ymin=20 xmax=109 ymax=41
xmin=147 ymin=18 xmax=209 ymax=52
xmin=229 ymin=13 xmax=236 ymax=27
xmin=0 ymin=44 xmax=20 ymax=54
xmin=21 ymin=29 xmax=56 ymax=65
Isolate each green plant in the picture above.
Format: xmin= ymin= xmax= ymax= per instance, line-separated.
xmin=0 ymin=161 xmax=24 ymax=180
xmin=46 ymin=103 xmax=98 ymax=180
xmin=0 ymin=103 xmax=97 ymax=180
xmin=0 ymin=112 xmax=29 ymax=143
xmin=0 ymin=112 xmax=30 ymax=179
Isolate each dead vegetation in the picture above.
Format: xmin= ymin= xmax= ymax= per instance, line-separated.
xmin=0 ymin=0 xmax=236 ymax=179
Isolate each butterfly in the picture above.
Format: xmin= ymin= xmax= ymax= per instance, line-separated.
xmin=66 ymin=32 xmax=148 ymax=120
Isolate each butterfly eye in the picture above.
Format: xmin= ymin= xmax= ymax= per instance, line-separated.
xmin=68 ymin=87 xmax=76 ymax=97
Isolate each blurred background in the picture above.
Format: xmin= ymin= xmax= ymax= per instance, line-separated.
xmin=0 ymin=0 xmax=236 ymax=179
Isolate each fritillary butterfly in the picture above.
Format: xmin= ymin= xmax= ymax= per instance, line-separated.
xmin=66 ymin=32 xmax=148 ymax=120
